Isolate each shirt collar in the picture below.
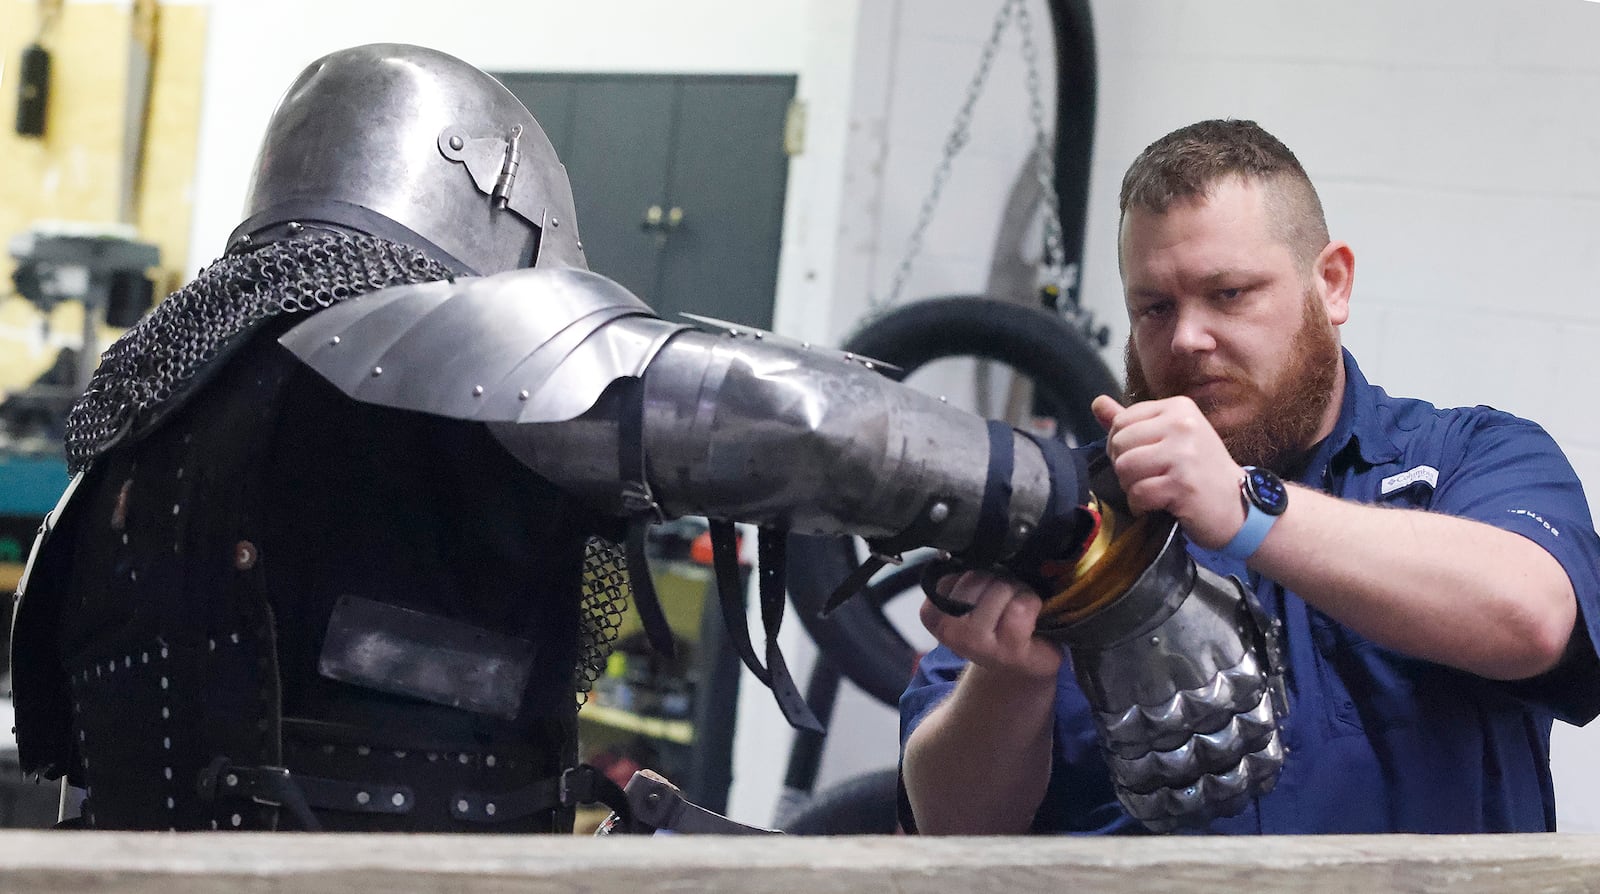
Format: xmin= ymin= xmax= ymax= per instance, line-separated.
xmin=1305 ymin=348 xmax=1401 ymax=481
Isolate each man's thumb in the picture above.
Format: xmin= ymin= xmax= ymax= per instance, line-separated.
xmin=1091 ymin=394 xmax=1124 ymax=430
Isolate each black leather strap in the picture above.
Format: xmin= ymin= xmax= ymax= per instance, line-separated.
xmin=450 ymin=765 xmax=630 ymax=825
xmin=1007 ymin=433 xmax=1094 ymax=576
xmin=708 ymin=521 xmax=822 ymax=732
xmin=919 ymin=556 xmax=979 ymax=618
xmin=961 ymin=419 xmax=1016 ymax=569
xmin=624 ymin=518 xmax=676 ymax=659
xmin=197 ymin=757 xmax=324 ymax=831
xmin=710 ymin=521 xmax=763 ymax=683
xmin=756 ymin=531 xmax=823 ymax=732
xmin=818 ymin=554 xmax=890 ymax=618
xmin=616 ymin=376 xmax=675 ymax=659
xmin=819 ymin=493 xmax=966 ymax=616
xmin=201 ymin=756 xmax=632 ymax=830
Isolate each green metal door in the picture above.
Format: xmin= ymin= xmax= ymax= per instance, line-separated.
xmin=496 ymin=73 xmax=795 ymax=330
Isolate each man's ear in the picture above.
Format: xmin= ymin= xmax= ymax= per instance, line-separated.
xmin=1315 ymin=241 xmax=1354 ymax=326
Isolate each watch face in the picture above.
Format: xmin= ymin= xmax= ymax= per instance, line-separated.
xmin=1245 ymin=467 xmax=1289 ymax=516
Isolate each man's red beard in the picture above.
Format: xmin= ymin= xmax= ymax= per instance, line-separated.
xmin=1124 ymin=293 xmax=1341 ymax=474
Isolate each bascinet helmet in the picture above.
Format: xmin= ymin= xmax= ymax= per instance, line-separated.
xmin=229 ymin=43 xmax=585 ymax=275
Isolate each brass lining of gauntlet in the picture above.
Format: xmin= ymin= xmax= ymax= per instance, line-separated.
xmin=1036 ymin=498 xmax=1165 ymax=635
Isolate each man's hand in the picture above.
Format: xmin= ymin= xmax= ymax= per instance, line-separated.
xmin=920 ymin=570 xmax=1064 ymax=681
xmin=906 ymin=569 xmax=1065 ymax=834
xmin=1092 ymin=394 xmax=1247 ymax=551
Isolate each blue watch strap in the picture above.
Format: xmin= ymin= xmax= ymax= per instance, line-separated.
xmin=1220 ymin=500 xmax=1276 ymax=561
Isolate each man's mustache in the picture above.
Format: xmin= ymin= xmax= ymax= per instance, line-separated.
xmin=1167 ymin=366 xmax=1251 ymax=394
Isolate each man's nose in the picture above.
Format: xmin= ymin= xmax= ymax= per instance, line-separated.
xmin=1170 ymin=306 xmax=1217 ymax=354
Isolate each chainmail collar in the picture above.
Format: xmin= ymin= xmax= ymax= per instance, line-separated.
xmin=64 ymin=232 xmax=452 ymax=472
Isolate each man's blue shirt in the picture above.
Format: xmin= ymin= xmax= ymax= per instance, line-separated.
xmin=900 ymin=349 xmax=1600 ymax=833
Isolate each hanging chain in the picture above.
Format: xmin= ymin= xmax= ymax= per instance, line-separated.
xmin=1015 ymin=0 xmax=1076 ymax=307
xmin=869 ymin=0 xmax=1069 ymax=319
xmin=869 ymin=0 xmax=1016 ymax=317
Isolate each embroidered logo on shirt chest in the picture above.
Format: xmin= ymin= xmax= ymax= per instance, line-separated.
xmin=1380 ymin=465 xmax=1438 ymax=496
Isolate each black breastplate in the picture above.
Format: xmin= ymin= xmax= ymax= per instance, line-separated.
xmin=24 ymin=328 xmax=601 ymax=831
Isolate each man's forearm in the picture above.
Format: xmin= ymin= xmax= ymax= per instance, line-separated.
xmin=1253 ymin=485 xmax=1576 ymax=680
xmin=902 ymin=663 xmax=1057 ymax=834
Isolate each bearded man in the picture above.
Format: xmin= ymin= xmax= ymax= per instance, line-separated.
xmin=899 ymin=119 xmax=1600 ymax=834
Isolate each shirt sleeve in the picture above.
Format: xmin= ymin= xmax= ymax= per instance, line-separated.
xmin=897 ymin=644 xmax=1143 ymax=834
xmin=1430 ymin=411 xmax=1600 ymax=724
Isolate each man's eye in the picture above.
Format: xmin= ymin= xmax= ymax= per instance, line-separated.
xmin=1215 ymin=288 xmax=1242 ymax=301
xmin=1137 ymin=303 xmax=1171 ymax=320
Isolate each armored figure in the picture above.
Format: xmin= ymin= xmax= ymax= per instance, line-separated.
xmin=12 ymin=44 xmax=1283 ymax=834
xmin=12 ymin=43 xmax=615 ymax=833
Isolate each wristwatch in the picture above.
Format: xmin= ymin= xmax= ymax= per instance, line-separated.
xmin=1219 ymin=466 xmax=1287 ymax=561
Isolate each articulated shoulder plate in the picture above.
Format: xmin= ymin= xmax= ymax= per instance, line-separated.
xmin=278 ymin=267 xmax=687 ymax=424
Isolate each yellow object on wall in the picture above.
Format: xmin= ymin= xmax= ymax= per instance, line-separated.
xmin=0 ymin=0 xmax=208 ymax=396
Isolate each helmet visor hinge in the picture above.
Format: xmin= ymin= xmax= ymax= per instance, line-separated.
xmin=492 ymin=124 xmax=522 ymax=209
xmin=439 ymin=125 xmax=528 ymax=218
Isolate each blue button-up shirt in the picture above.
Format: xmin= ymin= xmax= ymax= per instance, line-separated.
xmin=900 ymin=350 xmax=1600 ymax=833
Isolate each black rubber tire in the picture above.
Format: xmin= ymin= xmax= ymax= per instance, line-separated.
xmin=780 ymin=767 xmax=902 ymax=835
xmin=840 ymin=296 xmax=1117 ymax=438
xmin=788 ymin=296 xmax=1118 ymax=708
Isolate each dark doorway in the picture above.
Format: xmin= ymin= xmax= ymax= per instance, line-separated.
xmin=496 ymin=73 xmax=796 ymax=330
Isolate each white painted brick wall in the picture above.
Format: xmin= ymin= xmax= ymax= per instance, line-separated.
xmin=826 ymin=0 xmax=1600 ymax=833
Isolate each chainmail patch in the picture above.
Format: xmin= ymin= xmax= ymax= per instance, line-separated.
xmin=64 ymin=232 xmax=452 ymax=472
xmin=577 ymin=537 xmax=632 ymax=698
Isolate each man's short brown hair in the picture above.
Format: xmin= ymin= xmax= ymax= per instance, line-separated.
xmin=1119 ymin=119 xmax=1329 ymax=270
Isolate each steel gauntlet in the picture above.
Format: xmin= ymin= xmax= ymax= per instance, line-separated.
xmin=1040 ymin=521 xmax=1287 ymax=831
